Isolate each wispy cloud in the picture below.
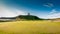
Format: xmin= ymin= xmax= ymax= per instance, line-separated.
xmin=43 ymin=3 xmax=54 ymax=8
xmin=39 ymin=9 xmax=60 ymax=19
xmin=43 ymin=3 xmax=60 ymax=19
xmin=47 ymin=13 xmax=60 ymax=19
xmin=49 ymin=9 xmax=57 ymax=14
xmin=46 ymin=9 xmax=60 ymax=19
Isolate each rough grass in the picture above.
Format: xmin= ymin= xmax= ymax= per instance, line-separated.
xmin=0 ymin=20 xmax=60 ymax=34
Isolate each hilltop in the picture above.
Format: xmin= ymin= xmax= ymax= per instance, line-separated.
xmin=0 ymin=13 xmax=44 ymax=21
xmin=16 ymin=15 xmax=43 ymax=20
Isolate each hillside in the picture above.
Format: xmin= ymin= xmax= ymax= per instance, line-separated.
xmin=16 ymin=15 xmax=43 ymax=20
xmin=0 ymin=13 xmax=44 ymax=21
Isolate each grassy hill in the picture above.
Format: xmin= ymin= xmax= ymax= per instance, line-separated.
xmin=16 ymin=15 xmax=43 ymax=20
xmin=0 ymin=15 xmax=44 ymax=22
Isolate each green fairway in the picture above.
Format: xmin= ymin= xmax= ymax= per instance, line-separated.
xmin=0 ymin=21 xmax=60 ymax=34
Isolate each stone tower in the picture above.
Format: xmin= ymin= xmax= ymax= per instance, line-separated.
xmin=28 ymin=13 xmax=30 ymax=16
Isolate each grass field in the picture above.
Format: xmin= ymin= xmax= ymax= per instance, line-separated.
xmin=0 ymin=20 xmax=60 ymax=34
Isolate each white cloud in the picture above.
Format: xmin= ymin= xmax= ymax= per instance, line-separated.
xmin=46 ymin=9 xmax=60 ymax=19
xmin=43 ymin=3 xmax=54 ymax=8
xmin=39 ymin=9 xmax=60 ymax=19
xmin=0 ymin=4 xmax=26 ymax=17
xmin=49 ymin=9 xmax=57 ymax=14
xmin=47 ymin=13 xmax=60 ymax=19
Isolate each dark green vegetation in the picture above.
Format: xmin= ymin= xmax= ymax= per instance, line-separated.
xmin=0 ymin=15 xmax=44 ymax=21
xmin=16 ymin=15 xmax=43 ymax=20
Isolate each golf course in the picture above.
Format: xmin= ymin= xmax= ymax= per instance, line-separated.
xmin=0 ymin=20 xmax=60 ymax=34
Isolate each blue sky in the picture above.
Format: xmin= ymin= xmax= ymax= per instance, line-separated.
xmin=0 ymin=0 xmax=60 ymax=19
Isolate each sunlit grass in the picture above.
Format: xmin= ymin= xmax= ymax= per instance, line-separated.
xmin=0 ymin=20 xmax=60 ymax=34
